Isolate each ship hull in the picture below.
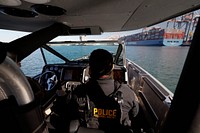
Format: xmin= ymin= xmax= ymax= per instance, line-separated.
xmin=163 ymin=39 xmax=183 ymax=46
xmin=122 ymin=27 xmax=184 ymax=46
xmin=126 ymin=38 xmax=183 ymax=46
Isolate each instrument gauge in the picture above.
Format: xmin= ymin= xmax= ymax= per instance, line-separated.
xmin=50 ymin=66 xmax=54 ymax=70
xmin=54 ymin=66 xmax=58 ymax=71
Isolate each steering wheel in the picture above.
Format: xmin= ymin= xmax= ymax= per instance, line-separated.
xmin=38 ymin=71 xmax=58 ymax=91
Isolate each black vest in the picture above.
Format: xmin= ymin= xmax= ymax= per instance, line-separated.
xmin=75 ymin=80 xmax=126 ymax=132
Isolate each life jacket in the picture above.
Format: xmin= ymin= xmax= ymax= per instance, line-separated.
xmin=75 ymin=79 xmax=124 ymax=132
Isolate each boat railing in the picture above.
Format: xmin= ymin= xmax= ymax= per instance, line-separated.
xmin=126 ymin=59 xmax=173 ymax=132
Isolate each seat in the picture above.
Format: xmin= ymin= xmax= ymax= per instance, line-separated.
xmin=69 ymin=120 xmax=104 ymax=133
xmin=0 ymin=56 xmax=48 ymax=132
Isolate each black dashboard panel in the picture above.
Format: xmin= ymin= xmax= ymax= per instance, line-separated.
xmin=42 ymin=63 xmax=126 ymax=86
xmin=42 ymin=63 xmax=88 ymax=83
xmin=62 ymin=67 xmax=84 ymax=81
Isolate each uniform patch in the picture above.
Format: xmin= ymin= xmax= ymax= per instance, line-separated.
xmin=93 ymin=107 xmax=117 ymax=119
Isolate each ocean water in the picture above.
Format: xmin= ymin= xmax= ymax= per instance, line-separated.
xmin=125 ymin=46 xmax=189 ymax=93
xmin=21 ymin=46 xmax=189 ymax=93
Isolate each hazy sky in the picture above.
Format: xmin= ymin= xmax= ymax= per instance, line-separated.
xmin=0 ymin=21 xmax=171 ymax=42
xmin=0 ymin=21 xmax=167 ymax=43
xmin=0 ymin=15 xmax=190 ymax=43
xmin=0 ymin=22 xmax=168 ymax=42
xmin=0 ymin=28 xmax=142 ymax=43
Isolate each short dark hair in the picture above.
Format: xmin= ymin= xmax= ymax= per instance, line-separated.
xmin=89 ymin=49 xmax=113 ymax=79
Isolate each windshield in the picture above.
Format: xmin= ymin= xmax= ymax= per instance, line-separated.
xmin=21 ymin=41 xmax=123 ymax=77
xmin=43 ymin=41 xmax=121 ymax=64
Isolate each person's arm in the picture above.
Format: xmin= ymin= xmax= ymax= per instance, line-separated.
xmin=130 ymin=92 xmax=139 ymax=118
xmin=120 ymin=84 xmax=139 ymax=127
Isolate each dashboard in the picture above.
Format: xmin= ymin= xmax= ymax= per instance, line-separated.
xmin=37 ymin=61 xmax=127 ymax=123
xmin=41 ymin=63 xmax=126 ymax=85
xmin=37 ymin=62 xmax=126 ymax=110
xmin=42 ymin=63 xmax=89 ymax=84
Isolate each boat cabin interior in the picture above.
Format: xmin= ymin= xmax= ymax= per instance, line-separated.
xmin=0 ymin=0 xmax=200 ymax=133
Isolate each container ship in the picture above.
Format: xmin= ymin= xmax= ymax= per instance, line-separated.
xmin=121 ymin=27 xmax=185 ymax=46
xmin=120 ymin=11 xmax=199 ymax=46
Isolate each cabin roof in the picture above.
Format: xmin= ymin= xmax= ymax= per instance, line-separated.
xmin=0 ymin=0 xmax=200 ymax=34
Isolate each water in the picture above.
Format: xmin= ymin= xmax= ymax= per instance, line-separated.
xmin=126 ymin=46 xmax=189 ymax=93
xmin=21 ymin=46 xmax=189 ymax=94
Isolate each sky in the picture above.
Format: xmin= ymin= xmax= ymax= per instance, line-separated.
xmin=0 ymin=20 xmax=181 ymax=42
xmin=0 ymin=28 xmax=142 ymax=43
xmin=0 ymin=22 xmax=168 ymax=42
xmin=0 ymin=13 xmax=188 ymax=43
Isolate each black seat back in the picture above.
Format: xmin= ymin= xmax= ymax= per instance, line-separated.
xmin=0 ymin=56 xmax=48 ymax=133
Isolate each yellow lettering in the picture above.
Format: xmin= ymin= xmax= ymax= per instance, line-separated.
xmin=99 ymin=109 xmax=102 ymax=115
xmin=94 ymin=108 xmax=98 ymax=115
xmin=109 ymin=110 xmax=112 ymax=116
xmin=113 ymin=109 xmax=117 ymax=117
xmin=103 ymin=109 xmax=106 ymax=115
xmin=93 ymin=108 xmax=117 ymax=119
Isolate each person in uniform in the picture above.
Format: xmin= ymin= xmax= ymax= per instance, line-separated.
xmin=51 ymin=49 xmax=139 ymax=133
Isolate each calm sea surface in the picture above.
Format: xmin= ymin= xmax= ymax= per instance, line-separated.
xmin=125 ymin=46 xmax=189 ymax=93
xmin=21 ymin=46 xmax=189 ymax=93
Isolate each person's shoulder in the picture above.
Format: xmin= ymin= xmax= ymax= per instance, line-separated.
xmin=117 ymin=82 xmax=134 ymax=93
xmin=117 ymin=82 xmax=137 ymax=100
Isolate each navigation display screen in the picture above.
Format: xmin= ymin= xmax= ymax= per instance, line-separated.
xmin=63 ymin=68 xmax=82 ymax=81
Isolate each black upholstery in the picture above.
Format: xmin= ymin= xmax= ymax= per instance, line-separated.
xmin=69 ymin=120 xmax=104 ymax=133
xmin=77 ymin=127 xmax=104 ymax=133
xmin=0 ymin=56 xmax=48 ymax=133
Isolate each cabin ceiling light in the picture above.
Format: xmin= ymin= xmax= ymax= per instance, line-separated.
xmin=31 ymin=4 xmax=66 ymax=16
xmin=23 ymin=0 xmax=51 ymax=4
xmin=0 ymin=0 xmax=22 ymax=6
xmin=0 ymin=7 xmax=38 ymax=18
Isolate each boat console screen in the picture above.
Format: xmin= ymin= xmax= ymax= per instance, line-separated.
xmin=63 ymin=68 xmax=83 ymax=81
